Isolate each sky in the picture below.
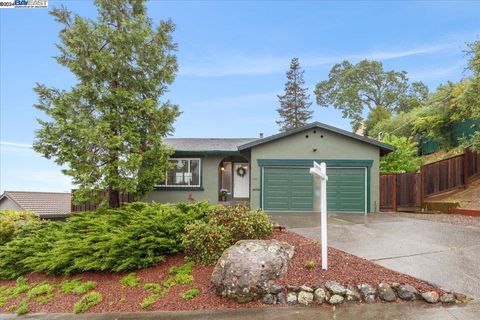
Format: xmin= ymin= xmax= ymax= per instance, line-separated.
xmin=1 ymin=0 xmax=479 ymax=192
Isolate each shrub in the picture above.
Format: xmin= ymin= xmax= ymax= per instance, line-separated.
xmin=16 ymin=298 xmax=29 ymax=316
xmin=181 ymin=288 xmax=200 ymax=300
xmin=0 ymin=210 xmax=38 ymax=245
xmin=61 ymin=279 xmax=97 ymax=294
xmin=140 ymin=293 xmax=158 ymax=309
xmin=208 ymin=205 xmax=272 ymax=242
xmin=0 ymin=202 xmax=217 ymax=278
xmin=73 ymin=291 xmax=102 ymax=313
xmin=120 ymin=273 xmax=140 ymax=287
xmin=182 ymin=221 xmax=232 ymax=265
xmin=182 ymin=205 xmax=273 ymax=265
xmin=304 ymin=260 xmax=316 ymax=269
xmin=27 ymin=282 xmax=54 ymax=298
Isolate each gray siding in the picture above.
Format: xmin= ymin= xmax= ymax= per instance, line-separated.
xmin=0 ymin=198 xmax=23 ymax=211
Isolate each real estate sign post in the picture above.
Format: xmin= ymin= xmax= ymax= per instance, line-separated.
xmin=310 ymin=161 xmax=328 ymax=270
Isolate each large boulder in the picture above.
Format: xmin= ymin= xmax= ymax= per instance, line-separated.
xmin=211 ymin=239 xmax=294 ymax=303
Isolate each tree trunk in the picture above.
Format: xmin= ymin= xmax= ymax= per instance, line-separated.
xmin=108 ymin=188 xmax=120 ymax=208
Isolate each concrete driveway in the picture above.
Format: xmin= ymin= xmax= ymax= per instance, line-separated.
xmin=269 ymin=212 xmax=480 ymax=298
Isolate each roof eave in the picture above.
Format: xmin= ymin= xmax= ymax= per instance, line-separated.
xmin=238 ymin=122 xmax=395 ymax=154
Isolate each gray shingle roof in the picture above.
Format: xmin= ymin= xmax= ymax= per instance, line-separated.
xmin=164 ymin=138 xmax=257 ymax=152
xmin=0 ymin=191 xmax=71 ymax=217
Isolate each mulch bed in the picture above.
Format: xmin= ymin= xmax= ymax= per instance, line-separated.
xmin=0 ymin=230 xmax=439 ymax=313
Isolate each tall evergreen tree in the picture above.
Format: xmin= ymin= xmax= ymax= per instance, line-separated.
xmin=33 ymin=0 xmax=180 ymax=208
xmin=276 ymin=58 xmax=313 ymax=131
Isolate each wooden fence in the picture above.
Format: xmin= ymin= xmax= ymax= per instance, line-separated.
xmin=71 ymin=191 xmax=136 ymax=212
xmin=380 ymin=147 xmax=480 ymax=211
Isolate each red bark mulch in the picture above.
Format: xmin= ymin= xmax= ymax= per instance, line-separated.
xmin=0 ymin=230 xmax=439 ymax=313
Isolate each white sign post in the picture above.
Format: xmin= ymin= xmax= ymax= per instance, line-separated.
xmin=310 ymin=161 xmax=328 ymax=270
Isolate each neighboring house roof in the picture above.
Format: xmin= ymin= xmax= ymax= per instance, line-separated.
xmin=0 ymin=191 xmax=71 ymax=218
xmin=238 ymin=122 xmax=395 ymax=155
xmin=164 ymin=138 xmax=257 ymax=153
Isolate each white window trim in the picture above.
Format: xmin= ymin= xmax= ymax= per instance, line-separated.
xmin=157 ymin=158 xmax=202 ymax=188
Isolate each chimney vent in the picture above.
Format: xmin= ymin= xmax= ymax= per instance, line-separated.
xmin=259 ymin=133 xmax=264 ymax=139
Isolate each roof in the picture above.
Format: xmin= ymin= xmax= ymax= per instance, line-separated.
xmin=164 ymin=138 xmax=257 ymax=153
xmin=0 ymin=191 xmax=71 ymax=218
xmin=238 ymin=122 xmax=395 ymax=155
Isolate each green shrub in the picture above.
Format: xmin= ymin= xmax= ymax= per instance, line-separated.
xmin=183 ymin=205 xmax=272 ymax=265
xmin=182 ymin=221 xmax=232 ymax=265
xmin=0 ymin=202 xmax=216 ymax=279
xmin=73 ymin=291 xmax=102 ymax=313
xmin=61 ymin=279 xmax=97 ymax=294
xmin=120 ymin=273 xmax=140 ymax=287
xmin=27 ymin=282 xmax=54 ymax=298
xmin=208 ymin=205 xmax=272 ymax=242
xmin=0 ymin=210 xmax=38 ymax=245
xmin=304 ymin=260 xmax=316 ymax=269
xmin=140 ymin=293 xmax=158 ymax=309
xmin=16 ymin=298 xmax=29 ymax=316
xmin=181 ymin=288 xmax=199 ymax=300
xmin=143 ymin=283 xmax=161 ymax=293
xmin=0 ymin=277 xmax=30 ymax=308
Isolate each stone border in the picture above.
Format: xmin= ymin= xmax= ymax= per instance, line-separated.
xmin=261 ymin=281 xmax=471 ymax=306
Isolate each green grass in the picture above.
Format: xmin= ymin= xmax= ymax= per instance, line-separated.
xmin=180 ymin=288 xmax=200 ymax=300
xmin=120 ymin=273 xmax=140 ymax=288
xmin=61 ymin=279 xmax=97 ymax=294
xmin=140 ymin=293 xmax=158 ymax=309
xmin=73 ymin=291 xmax=102 ymax=313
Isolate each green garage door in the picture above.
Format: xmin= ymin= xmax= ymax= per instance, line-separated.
xmin=263 ymin=167 xmax=366 ymax=212
xmin=327 ymin=168 xmax=365 ymax=212
xmin=263 ymin=167 xmax=313 ymax=211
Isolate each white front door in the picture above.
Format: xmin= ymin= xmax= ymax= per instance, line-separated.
xmin=233 ymin=163 xmax=250 ymax=198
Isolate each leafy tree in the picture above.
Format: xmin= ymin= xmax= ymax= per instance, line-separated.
xmin=33 ymin=0 xmax=180 ymax=207
xmin=370 ymin=109 xmax=423 ymax=140
xmin=380 ymin=135 xmax=422 ymax=173
xmin=363 ymin=106 xmax=391 ymax=138
xmin=314 ymin=60 xmax=428 ymax=135
xmin=276 ymin=58 xmax=313 ymax=131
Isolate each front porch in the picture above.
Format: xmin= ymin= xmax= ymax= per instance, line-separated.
xmin=218 ymin=155 xmax=250 ymax=203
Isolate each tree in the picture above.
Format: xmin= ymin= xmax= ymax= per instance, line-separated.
xmin=276 ymin=58 xmax=313 ymax=131
xmin=314 ymin=60 xmax=428 ymax=135
xmin=380 ymin=135 xmax=422 ymax=174
xmin=33 ymin=0 xmax=180 ymax=208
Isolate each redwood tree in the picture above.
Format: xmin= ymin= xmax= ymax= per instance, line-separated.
xmin=276 ymin=58 xmax=313 ymax=132
xmin=33 ymin=0 xmax=179 ymax=207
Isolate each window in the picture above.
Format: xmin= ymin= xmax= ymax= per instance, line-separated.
xmin=159 ymin=158 xmax=201 ymax=187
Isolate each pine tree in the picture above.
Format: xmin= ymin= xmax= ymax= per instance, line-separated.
xmin=276 ymin=58 xmax=313 ymax=131
xmin=33 ymin=0 xmax=180 ymax=207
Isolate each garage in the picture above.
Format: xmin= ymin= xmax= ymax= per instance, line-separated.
xmin=262 ymin=166 xmax=366 ymax=213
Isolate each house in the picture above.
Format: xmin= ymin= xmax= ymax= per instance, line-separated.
xmin=0 ymin=191 xmax=71 ymax=218
xmin=144 ymin=122 xmax=394 ymax=214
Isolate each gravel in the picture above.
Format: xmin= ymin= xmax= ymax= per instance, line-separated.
xmin=394 ymin=212 xmax=480 ymax=229
xmin=0 ymin=231 xmax=440 ymax=314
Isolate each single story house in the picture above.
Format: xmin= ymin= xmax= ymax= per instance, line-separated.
xmin=144 ymin=122 xmax=394 ymax=214
xmin=0 ymin=191 xmax=71 ymax=219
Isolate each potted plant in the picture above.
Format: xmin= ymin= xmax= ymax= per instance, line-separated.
xmin=219 ymin=188 xmax=228 ymax=201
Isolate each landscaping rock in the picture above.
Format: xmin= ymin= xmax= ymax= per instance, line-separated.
xmin=287 ymin=292 xmax=298 ymax=304
xmin=421 ymin=291 xmax=439 ymax=304
xmin=277 ymin=292 xmax=287 ymax=304
xmin=345 ymin=285 xmax=361 ymax=302
xmin=440 ymin=293 xmax=456 ymax=303
xmin=314 ymin=287 xmax=327 ymax=304
xmin=270 ymin=284 xmax=284 ymax=294
xmin=298 ymin=291 xmax=314 ymax=305
xmin=329 ymin=294 xmax=344 ymax=305
xmin=262 ymin=293 xmax=276 ymax=305
xmin=397 ymin=284 xmax=419 ymax=301
xmin=378 ymin=283 xmax=396 ymax=302
xmin=325 ymin=280 xmax=346 ymax=295
xmin=358 ymin=284 xmax=376 ymax=303
xmin=299 ymin=285 xmax=313 ymax=293
xmin=454 ymin=292 xmax=469 ymax=303
xmin=211 ymin=240 xmax=294 ymax=303
xmin=287 ymin=285 xmax=300 ymax=292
